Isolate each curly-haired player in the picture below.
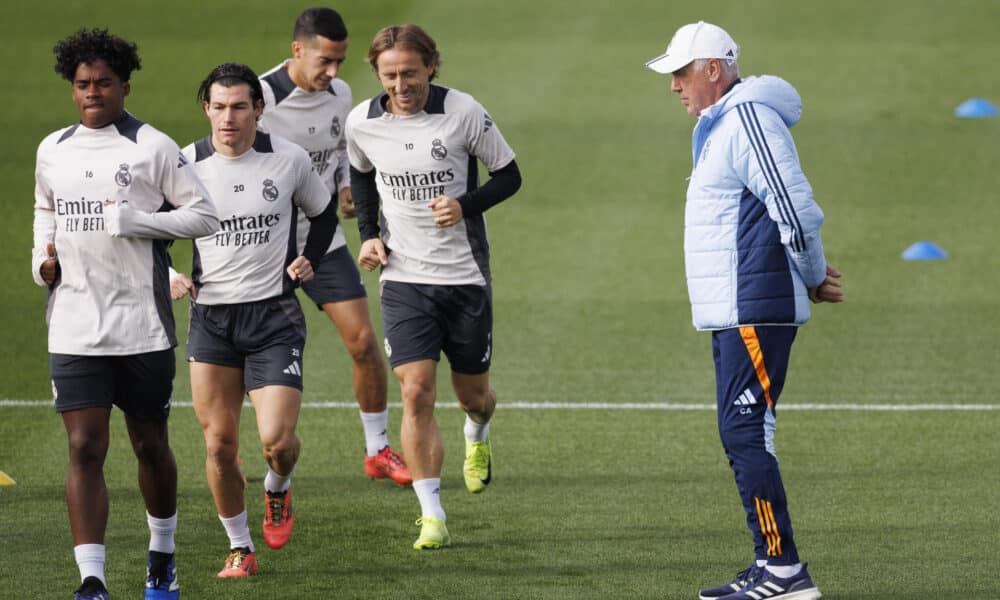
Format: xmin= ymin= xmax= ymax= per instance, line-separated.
xmin=34 ymin=28 xmax=219 ymax=600
xmin=53 ymin=28 xmax=142 ymax=83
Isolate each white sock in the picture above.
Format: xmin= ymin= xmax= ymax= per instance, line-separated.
xmin=413 ymin=478 xmax=446 ymax=521
xmin=218 ymin=511 xmax=255 ymax=552
xmin=74 ymin=543 xmax=106 ymax=586
xmin=360 ymin=409 xmax=390 ymax=456
xmin=756 ymin=559 xmax=767 ymax=568
xmin=147 ymin=511 xmax=177 ymax=554
xmin=264 ymin=466 xmax=292 ymax=494
xmin=766 ymin=563 xmax=802 ymax=578
xmin=464 ymin=415 xmax=490 ymax=443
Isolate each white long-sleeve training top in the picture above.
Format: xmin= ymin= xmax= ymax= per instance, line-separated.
xmin=33 ymin=112 xmax=219 ymax=355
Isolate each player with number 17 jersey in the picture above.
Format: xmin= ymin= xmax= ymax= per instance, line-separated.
xmin=254 ymin=8 xmax=413 ymax=487
xmin=259 ymin=63 xmax=351 ymax=254
xmin=180 ymin=133 xmax=332 ymax=305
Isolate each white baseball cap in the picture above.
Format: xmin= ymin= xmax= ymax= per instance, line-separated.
xmin=645 ymin=21 xmax=739 ymax=74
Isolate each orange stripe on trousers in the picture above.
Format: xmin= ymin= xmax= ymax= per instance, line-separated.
xmin=763 ymin=498 xmax=782 ymax=556
xmin=755 ymin=496 xmax=783 ymax=557
xmin=755 ymin=497 xmax=775 ymax=555
xmin=739 ymin=326 xmax=774 ymax=409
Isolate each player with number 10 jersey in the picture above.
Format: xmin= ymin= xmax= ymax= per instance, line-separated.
xmin=346 ymin=23 xmax=522 ymax=551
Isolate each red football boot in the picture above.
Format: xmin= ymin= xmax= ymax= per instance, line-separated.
xmin=216 ymin=547 xmax=257 ymax=578
xmin=262 ymin=489 xmax=294 ymax=549
xmin=364 ymin=446 xmax=413 ymax=486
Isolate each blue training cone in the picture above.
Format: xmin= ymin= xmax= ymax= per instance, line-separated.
xmin=954 ymin=98 xmax=998 ymax=119
xmin=902 ymin=241 xmax=948 ymax=261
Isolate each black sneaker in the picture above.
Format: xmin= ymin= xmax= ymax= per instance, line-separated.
xmin=74 ymin=576 xmax=111 ymax=600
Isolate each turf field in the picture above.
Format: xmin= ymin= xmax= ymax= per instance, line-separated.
xmin=2 ymin=1 xmax=999 ymax=598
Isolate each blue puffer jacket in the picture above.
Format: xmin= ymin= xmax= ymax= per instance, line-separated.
xmin=684 ymin=75 xmax=828 ymax=331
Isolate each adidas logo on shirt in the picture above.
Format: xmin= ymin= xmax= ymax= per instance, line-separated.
xmin=734 ymin=389 xmax=757 ymax=406
xmin=283 ymin=360 xmax=302 ymax=376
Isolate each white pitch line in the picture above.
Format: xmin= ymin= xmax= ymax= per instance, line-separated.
xmin=0 ymin=399 xmax=996 ymax=411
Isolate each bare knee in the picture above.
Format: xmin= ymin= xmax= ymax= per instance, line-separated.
xmin=131 ymin=435 xmax=172 ymax=466
xmin=344 ymin=324 xmax=381 ymax=366
xmin=401 ymin=377 xmax=436 ymax=419
xmin=455 ymin=379 xmax=494 ymax=416
xmin=127 ymin=420 xmax=172 ymax=465
xmin=204 ymin=431 xmax=239 ymax=471
xmin=66 ymin=430 xmax=108 ymax=468
xmin=261 ymin=432 xmax=300 ymax=467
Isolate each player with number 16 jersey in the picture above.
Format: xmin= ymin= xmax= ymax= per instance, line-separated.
xmin=34 ymin=102 xmax=217 ymax=356
xmin=33 ymin=28 xmax=220 ymax=600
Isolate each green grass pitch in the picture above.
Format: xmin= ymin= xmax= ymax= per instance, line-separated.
xmin=2 ymin=1 xmax=999 ymax=598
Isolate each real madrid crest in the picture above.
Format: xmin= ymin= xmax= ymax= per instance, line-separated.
xmin=430 ymin=139 xmax=447 ymax=161
xmin=262 ymin=179 xmax=279 ymax=202
xmin=330 ymin=116 xmax=342 ymax=137
xmin=115 ymin=163 xmax=132 ymax=187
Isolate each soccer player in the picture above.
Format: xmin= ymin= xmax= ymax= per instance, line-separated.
xmin=346 ymin=24 xmax=522 ymax=549
xmin=170 ymin=63 xmax=337 ymax=577
xmin=258 ymin=7 xmax=411 ymax=485
xmin=645 ymin=21 xmax=843 ymax=600
xmin=32 ymin=28 xmax=219 ymax=600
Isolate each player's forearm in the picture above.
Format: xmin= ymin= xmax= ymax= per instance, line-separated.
xmin=457 ymin=159 xmax=522 ymax=217
xmin=351 ymin=166 xmax=380 ymax=241
xmin=113 ymin=195 xmax=220 ymax=240
xmin=334 ymin=149 xmax=351 ymax=195
xmin=302 ymin=200 xmax=338 ymax=266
